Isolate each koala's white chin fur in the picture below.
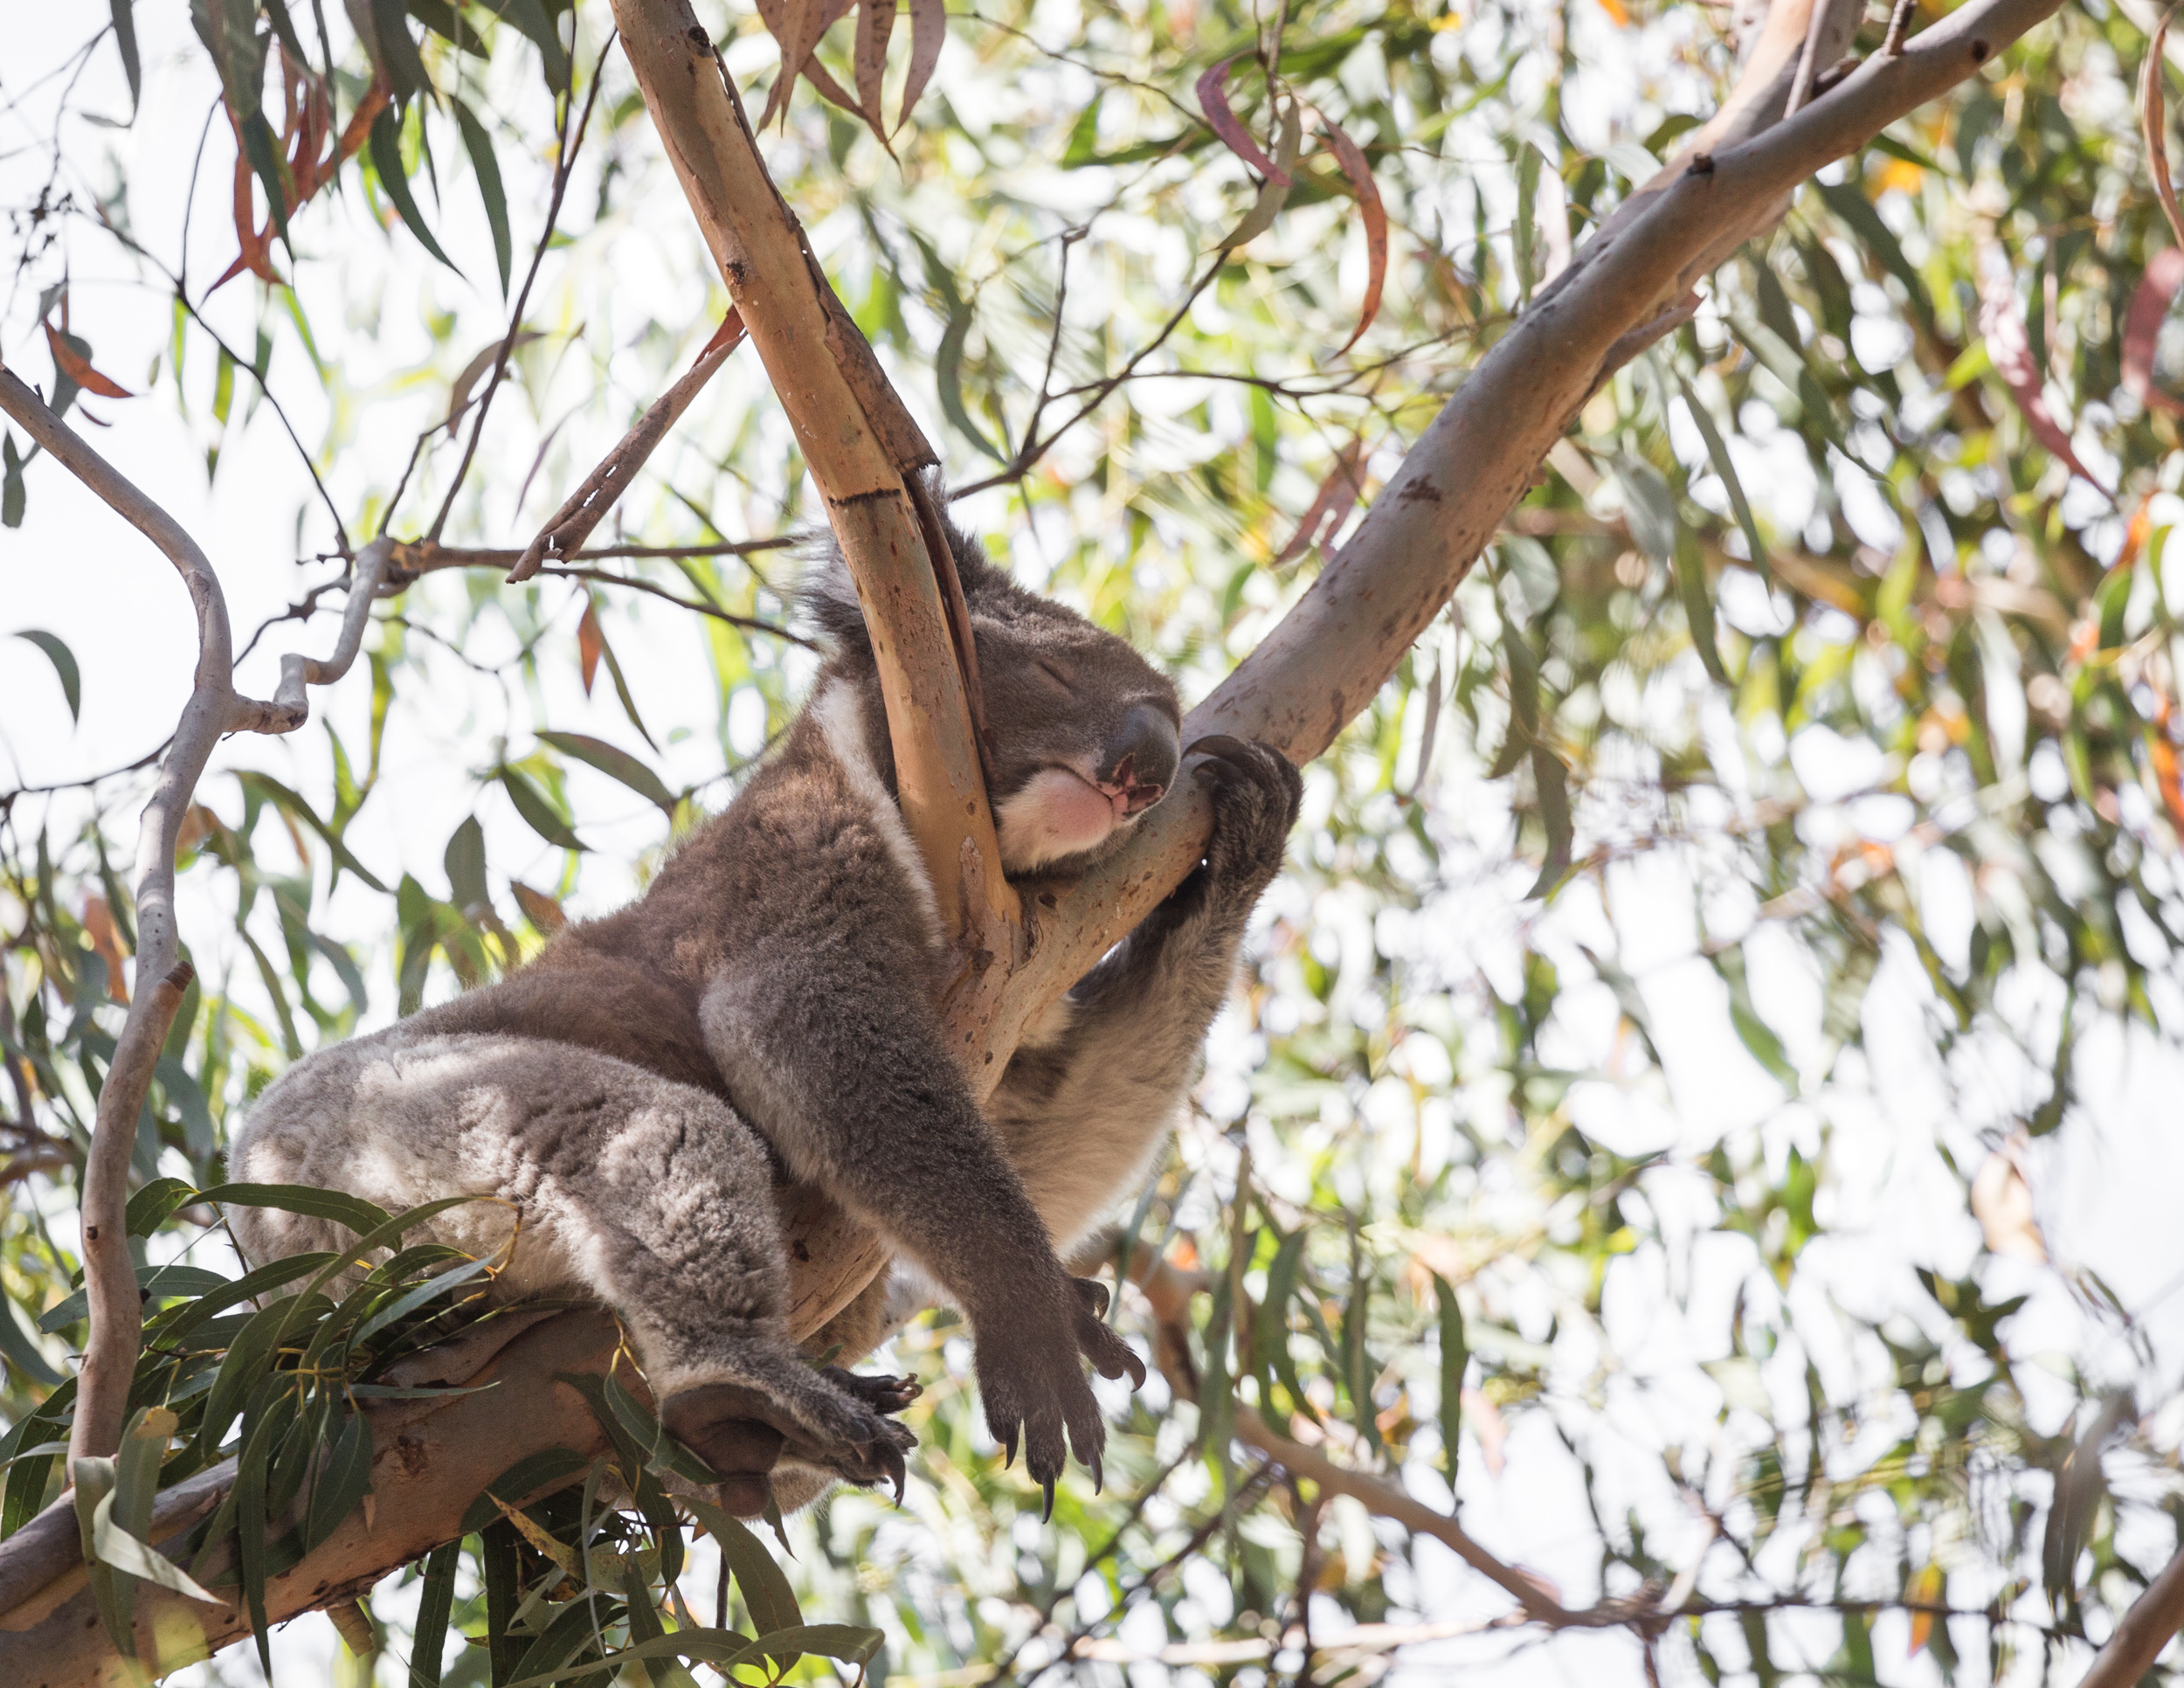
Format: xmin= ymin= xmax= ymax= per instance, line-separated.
xmin=995 ymin=768 xmax=1130 ymax=872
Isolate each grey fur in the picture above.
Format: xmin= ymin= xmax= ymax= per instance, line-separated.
xmin=228 ymin=513 xmax=1301 ymax=1515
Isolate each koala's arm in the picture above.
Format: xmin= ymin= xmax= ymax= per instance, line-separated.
xmin=992 ymin=737 xmax=1304 ymax=1249
xmin=696 ymin=835 xmax=1141 ymax=1493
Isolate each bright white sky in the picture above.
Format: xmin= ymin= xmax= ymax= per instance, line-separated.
xmin=4 ymin=7 xmax=2184 ymax=1688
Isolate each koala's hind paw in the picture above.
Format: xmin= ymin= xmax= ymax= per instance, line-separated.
xmin=662 ymin=1366 xmax=920 ymax=1517
xmin=976 ymin=1277 xmax=1149 ymax=1505
xmin=1186 ymin=736 xmax=1303 ymax=896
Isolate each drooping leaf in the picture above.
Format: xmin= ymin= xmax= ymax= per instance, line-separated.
xmin=1676 ymin=374 xmax=1773 ymax=586
xmin=453 ymin=99 xmax=513 ymax=296
xmin=900 ymin=0 xmax=944 ymax=130
xmin=1275 ymin=441 xmax=1365 ymax=565
xmin=681 ymin=1493 xmax=803 ymax=1637
xmin=1219 ymin=98 xmax=1302 ymax=250
xmin=406 ymin=1539 xmax=461 ymax=1688
xmin=13 ymin=630 xmax=82 ymax=722
xmin=936 ymin=301 xmax=1006 ymax=462
xmin=1432 ymin=1273 xmax=1468 ymax=1484
xmin=1315 ymin=110 xmax=1386 ymax=353
xmin=2122 ymin=246 xmax=2184 ymax=415
xmin=369 ymin=108 xmax=460 ymax=272
xmin=501 ymin=766 xmax=587 ymax=852
xmin=1976 ymin=265 xmax=2110 ymax=496
xmin=538 ymin=731 xmax=678 ymax=814
xmin=109 ymin=1 xmax=142 ymax=116
xmin=854 ymin=0 xmax=895 ymax=141
xmin=1198 ymin=56 xmax=1290 ymax=185
xmin=43 ymin=325 xmax=132 ymax=399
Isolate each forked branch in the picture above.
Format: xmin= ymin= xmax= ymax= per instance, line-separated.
xmin=0 ymin=367 xmax=392 ymax=1467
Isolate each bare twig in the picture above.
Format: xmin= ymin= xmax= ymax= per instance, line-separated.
xmin=1884 ymin=0 xmax=1921 ymax=55
xmin=0 ymin=365 xmax=391 ymax=1463
xmin=419 ymin=43 xmax=612 ymax=546
xmin=506 ymin=311 xmax=748 ymax=582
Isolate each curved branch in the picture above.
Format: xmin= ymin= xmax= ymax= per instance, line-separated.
xmin=0 ymin=366 xmax=392 ymax=1464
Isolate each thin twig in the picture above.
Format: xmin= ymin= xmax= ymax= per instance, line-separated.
xmin=1884 ymin=0 xmax=1921 ymax=55
xmin=422 ymin=38 xmax=613 ymax=546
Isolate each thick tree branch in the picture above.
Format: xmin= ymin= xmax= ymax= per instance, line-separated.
xmin=0 ymin=367 xmax=392 ymax=1466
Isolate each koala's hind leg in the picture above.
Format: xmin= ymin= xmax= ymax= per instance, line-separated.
xmin=228 ymin=1030 xmax=913 ymax=1518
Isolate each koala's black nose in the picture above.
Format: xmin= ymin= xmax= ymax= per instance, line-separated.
xmin=1104 ymin=705 xmax=1179 ymax=814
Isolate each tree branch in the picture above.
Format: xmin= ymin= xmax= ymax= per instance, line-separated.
xmin=2077 ymin=1543 xmax=2184 ymax=1688
xmin=0 ymin=366 xmax=393 ymax=1466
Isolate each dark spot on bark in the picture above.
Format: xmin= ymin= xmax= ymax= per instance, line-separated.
xmin=1400 ymin=479 xmax=1443 ymax=503
xmin=1038 ymin=892 xmax=1058 ymax=908
xmin=394 ymin=1435 xmax=428 ymax=1478
xmin=85 ymin=1225 xmax=98 ymax=1241
xmin=1689 ymin=152 xmax=1714 ymax=176
xmin=1971 ymin=38 xmax=1988 ymax=61
xmin=689 ymin=24 xmax=711 ymax=45
xmin=791 ymin=1240 xmax=812 ymax=1262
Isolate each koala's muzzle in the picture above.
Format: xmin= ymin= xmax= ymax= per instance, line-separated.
xmin=1102 ymin=704 xmax=1179 ymax=814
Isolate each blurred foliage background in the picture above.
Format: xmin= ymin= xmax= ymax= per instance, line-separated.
xmin=5 ymin=0 xmax=2184 ymax=1683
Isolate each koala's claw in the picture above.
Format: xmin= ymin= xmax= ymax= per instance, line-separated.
xmin=1041 ymin=1477 xmax=1057 ymax=1523
xmin=1185 ymin=735 xmax=1303 ymax=893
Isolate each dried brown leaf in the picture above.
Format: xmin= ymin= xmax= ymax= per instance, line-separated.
xmin=2143 ymin=5 xmax=2184 ymax=251
xmin=44 ymin=324 xmax=133 ymax=399
xmin=1275 ymin=439 xmax=1366 ymax=565
xmin=1977 ymin=266 xmax=2111 ymax=496
xmin=577 ymin=596 xmax=604 ymax=696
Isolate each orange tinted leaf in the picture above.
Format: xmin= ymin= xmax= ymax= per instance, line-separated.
xmin=44 ymin=324 xmax=133 ymax=398
xmin=1906 ymin=1563 xmax=1945 ymax=1655
xmin=509 ymin=882 xmax=567 ymax=934
xmin=578 ymin=596 xmax=604 ymax=696
xmin=1316 ymin=111 xmax=1386 ymax=354
xmin=1593 ymin=0 xmax=1630 ymax=22
xmin=2123 ymin=247 xmax=2184 ymax=415
xmin=900 ymin=0 xmax=944 ymax=132
xmin=1198 ymin=55 xmax=1290 ymax=186
xmin=757 ymin=0 xmax=856 ymax=128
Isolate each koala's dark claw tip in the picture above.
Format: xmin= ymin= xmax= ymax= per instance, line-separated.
xmin=1120 ymin=1346 xmax=1149 ymax=1390
xmin=1002 ymin=1426 xmax=1019 ymax=1469
xmin=1040 ymin=1477 xmax=1056 ymax=1523
xmin=878 ymin=1441 xmax=907 ymax=1505
xmin=1089 ymin=1451 xmax=1104 ymax=1495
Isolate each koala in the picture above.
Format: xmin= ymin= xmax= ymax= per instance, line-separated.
xmin=227 ymin=511 xmax=1302 ymax=1520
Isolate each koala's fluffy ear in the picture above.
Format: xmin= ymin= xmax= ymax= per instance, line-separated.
xmin=801 ymin=494 xmax=1002 ymax=651
xmin=799 ymin=542 xmax=870 ymax=651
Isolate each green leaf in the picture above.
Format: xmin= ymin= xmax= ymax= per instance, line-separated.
xmin=195 ymin=1296 xmax=303 ymax=1463
xmin=681 ymin=1493 xmax=803 ymax=1637
xmin=1525 ymin=745 xmax=1572 ymax=901
xmin=151 ymin=1252 xmax=335 ymax=1351
xmin=0 ymin=1297 xmax=62 ymax=1387
xmin=124 ymin=1175 xmax=197 ymax=1238
xmin=504 ymin=1589 xmax=623 ymax=1685
xmin=501 ymin=766 xmax=587 ymax=851
xmin=1676 ymin=374 xmax=1773 ymax=588
xmin=444 ymin=815 xmax=491 ymax=915
xmin=1673 ymin=528 xmax=1729 ymax=685
xmin=15 ymin=630 xmax=81 ymax=723
xmin=2 ymin=431 xmax=25 ymax=527
xmin=239 ymin=109 xmax=292 ymax=246
xmin=369 ymin=108 xmax=460 ymax=271
xmin=460 ymin=1447 xmax=595 ymax=1534
xmin=351 ymin=1252 xmax=496 ymax=1345
xmin=487 ymin=0 xmax=570 ymax=93
xmin=498 ymin=1624 xmax=768 ymax=1688
xmin=197 ymin=1180 xmax=396 ymax=1239
xmin=38 ymin=1263 xmax=231 ymax=1333
xmin=87 ymin=1409 xmax=222 ymax=1610
xmin=1432 ymin=1273 xmax=1468 ymax=1484
xmin=538 ymin=731 xmax=677 ymax=814
xmin=453 ymin=100 xmax=513 ymax=296
xmin=1513 ymin=138 xmax=1540 ymax=302
xmin=302 ymin=1409 xmax=374 ymax=1553
xmin=936 ymin=302 xmax=1006 ymax=462
xmin=110 ymin=2 xmax=142 ymax=115
xmin=235 ymin=771 xmax=389 ymax=892
xmin=369 ymin=0 xmax=432 ymax=102
xmin=407 ymin=1539 xmax=462 ymax=1688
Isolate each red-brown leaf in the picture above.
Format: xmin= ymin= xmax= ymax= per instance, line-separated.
xmin=2143 ymin=7 xmax=2184 ymax=250
xmin=2124 ymin=246 xmax=2184 ymax=415
xmin=1198 ymin=55 xmax=1290 ymax=186
xmin=757 ymin=0 xmax=857 ymax=128
xmin=899 ymin=0 xmax=945 ymax=134
xmin=854 ymin=0 xmax=895 ymax=141
xmin=578 ymin=595 xmax=604 ymax=696
xmin=1317 ymin=110 xmax=1386 ymax=354
xmin=1275 ymin=439 xmax=1365 ymax=564
xmin=44 ymin=323 xmax=133 ymax=399
xmin=1977 ymin=268 xmax=2111 ymax=496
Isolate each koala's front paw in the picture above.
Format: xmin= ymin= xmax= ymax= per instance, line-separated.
xmin=975 ymin=1276 xmax=1147 ymax=1517
xmin=1188 ymin=735 xmax=1303 ymax=897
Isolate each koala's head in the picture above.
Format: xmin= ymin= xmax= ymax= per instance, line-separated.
xmin=805 ymin=514 xmax=1183 ymax=876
